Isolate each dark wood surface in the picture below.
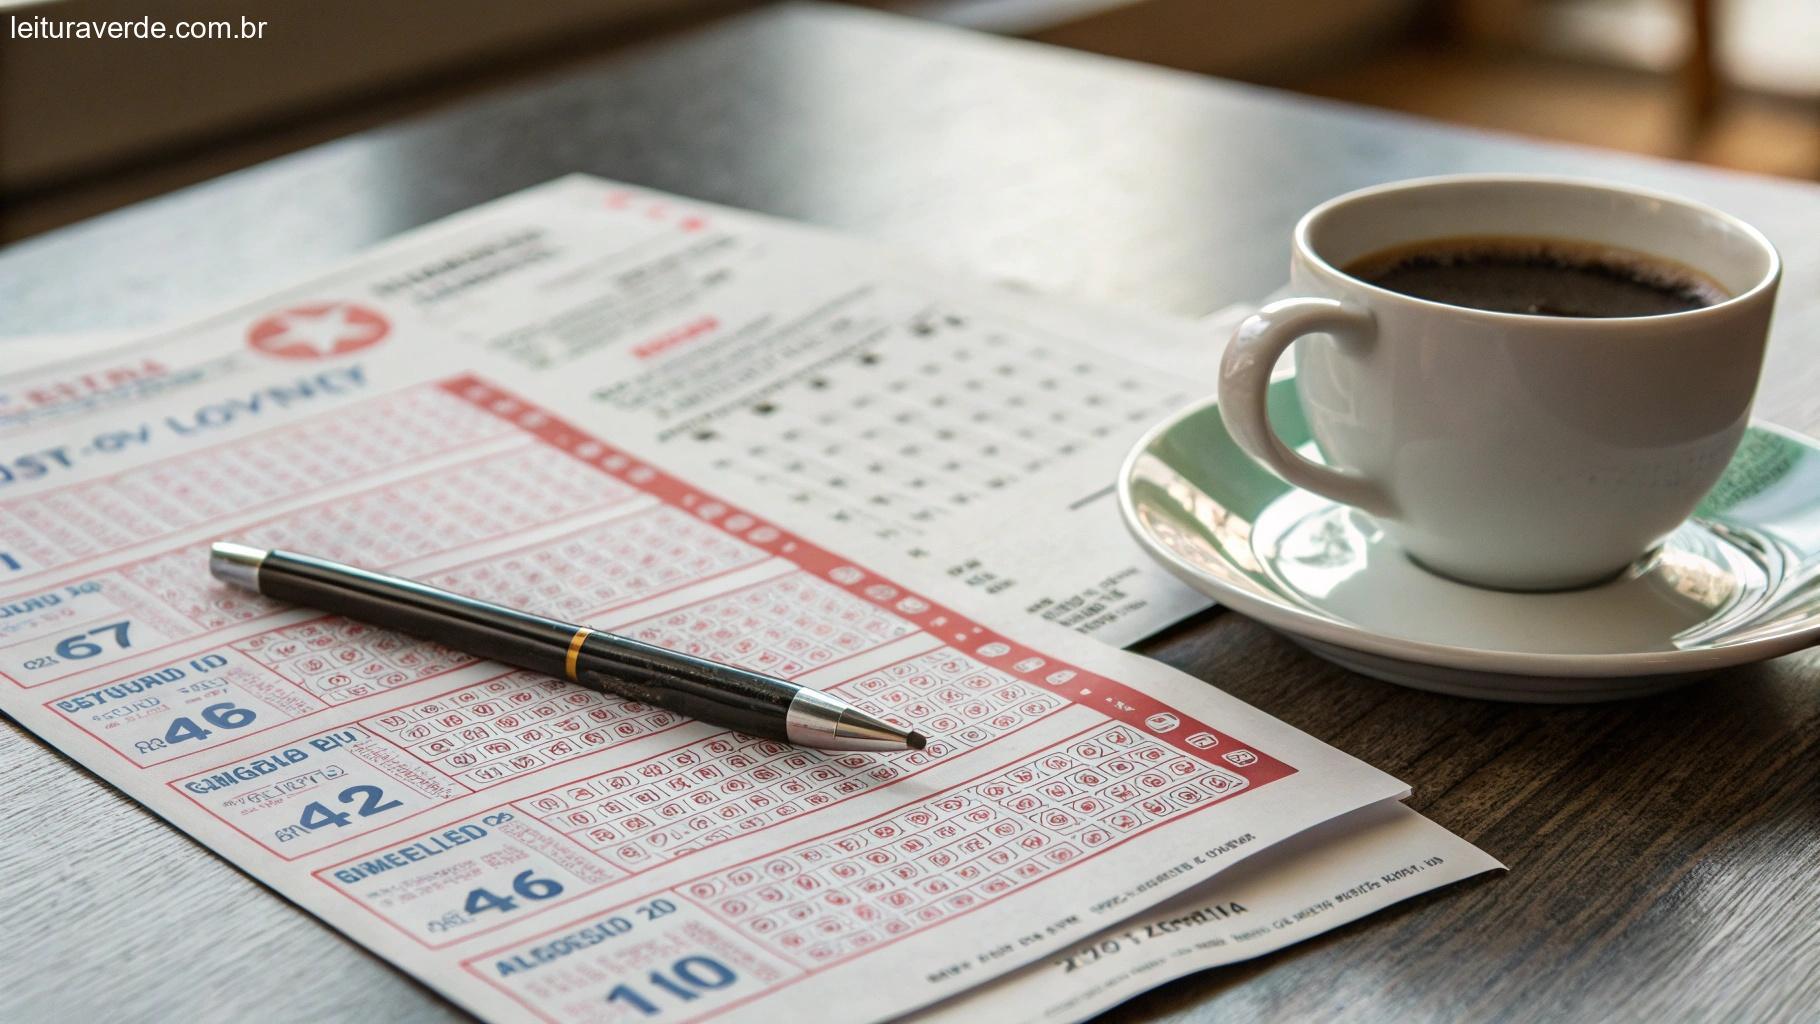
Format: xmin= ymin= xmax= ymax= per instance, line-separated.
xmin=2 ymin=4 xmax=1816 ymax=1022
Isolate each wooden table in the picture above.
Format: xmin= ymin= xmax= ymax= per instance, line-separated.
xmin=2 ymin=4 xmax=1815 ymax=1021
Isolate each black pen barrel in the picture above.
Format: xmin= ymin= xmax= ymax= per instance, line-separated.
xmin=252 ymin=549 xmax=799 ymax=741
xmin=213 ymin=543 xmax=916 ymax=751
xmin=256 ymin=549 xmax=577 ymax=681
xmin=574 ymin=634 xmax=796 ymax=741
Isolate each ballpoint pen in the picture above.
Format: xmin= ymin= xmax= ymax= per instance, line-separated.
xmin=208 ymin=542 xmax=928 ymax=752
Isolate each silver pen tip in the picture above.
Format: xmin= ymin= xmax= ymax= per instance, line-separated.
xmin=785 ymin=688 xmax=926 ymax=751
xmin=209 ymin=541 xmax=269 ymax=591
xmin=831 ymin=706 xmax=918 ymax=750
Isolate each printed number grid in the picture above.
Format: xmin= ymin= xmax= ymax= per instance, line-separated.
xmin=836 ymin=647 xmax=1067 ymax=749
xmin=233 ymin=618 xmax=473 ymax=705
xmin=426 ymin=505 xmax=766 ymax=623
xmin=619 ymin=572 xmax=914 ymax=680
xmin=515 ymin=735 xmax=934 ymax=874
xmin=696 ymin=305 xmax=1192 ymax=542
xmin=682 ymin=722 xmax=1246 ymax=968
xmin=0 ymin=387 xmax=510 ymax=571
xmin=363 ymin=671 xmax=682 ymax=789
xmin=119 ymin=445 xmax=634 ymax=632
xmin=514 ymin=649 xmax=1067 ymax=874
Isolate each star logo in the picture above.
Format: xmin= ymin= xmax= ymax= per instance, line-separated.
xmin=247 ymin=303 xmax=390 ymax=360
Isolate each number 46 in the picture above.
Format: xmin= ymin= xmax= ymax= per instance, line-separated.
xmin=463 ymin=870 xmax=564 ymax=915
xmin=164 ymin=702 xmax=256 ymax=745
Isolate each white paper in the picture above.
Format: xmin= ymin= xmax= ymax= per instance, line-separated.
xmin=909 ymin=800 xmax=1502 ymax=1024
xmin=0 ymin=330 xmax=157 ymax=435
xmin=4 ymin=177 xmax=1232 ymax=648
xmin=0 ymin=176 xmax=1486 ymax=1023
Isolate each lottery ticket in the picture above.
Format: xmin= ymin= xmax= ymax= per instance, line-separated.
xmin=0 ymin=177 xmax=1488 ymax=1023
xmin=4 ymin=176 xmax=1232 ymax=646
xmin=0 ymin=329 xmax=150 ymax=434
xmin=912 ymin=800 xmax=1501 ymax=1024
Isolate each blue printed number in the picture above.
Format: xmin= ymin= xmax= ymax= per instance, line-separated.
xmin=607 ymin=957 xmax=738 ymax=1016
xmin=299 ymin=802 xmax=352 ymax=830
xmin=296 ymin=784 xmax=404 ymax=831
xmin=462 ymin=870 xmax=565 ymax=916
xmin=0 ymin=553 xmax=20 ymax=572
xmin=162 ymin=703 xmax=258 ymax=745
xmin=55 ymin=621 xmax=132 ymax=660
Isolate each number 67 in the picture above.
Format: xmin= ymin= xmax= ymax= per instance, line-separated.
xmin=56 ymin=621 xmax=132 ymax=659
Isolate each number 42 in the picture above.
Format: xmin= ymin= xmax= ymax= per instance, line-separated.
xmin=296 ymin=785 xmax=403 ymax=830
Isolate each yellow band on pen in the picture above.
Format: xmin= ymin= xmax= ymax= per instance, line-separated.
xmin=564 ymin=627 xmax=593 ymax=683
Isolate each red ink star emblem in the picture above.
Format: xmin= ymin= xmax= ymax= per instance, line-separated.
xmin=247 ymin=303 xmax=390 ymax=360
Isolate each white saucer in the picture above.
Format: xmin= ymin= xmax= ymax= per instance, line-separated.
xmin=1118 ymin=379 xmax=1820 ymax=702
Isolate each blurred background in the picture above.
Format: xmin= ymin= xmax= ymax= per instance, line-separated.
xmin=2 ymin=0 xmax=1815 ymax=243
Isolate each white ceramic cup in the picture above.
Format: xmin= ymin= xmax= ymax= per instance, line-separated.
xmin=1218 ymin=175 xmax=1781 ymax=590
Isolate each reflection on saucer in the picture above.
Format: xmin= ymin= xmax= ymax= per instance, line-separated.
xmin=1120 ymin=379 xmax=1820 ymax=702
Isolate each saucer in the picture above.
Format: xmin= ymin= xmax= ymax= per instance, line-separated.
xmin=1118 ymin=378 xmax=1820 ymax=702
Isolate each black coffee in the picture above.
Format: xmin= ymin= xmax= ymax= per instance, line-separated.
xmin=1346 ymin=236 xmax=1729 ymax=317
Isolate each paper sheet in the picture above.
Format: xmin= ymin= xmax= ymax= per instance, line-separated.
xmin=911 ymin=800 xmax=1500 ymax=1024
xmin=0 ymin=176 xmax=1488 ymax=1023
xmin=5 ymin=176 xmax=1230 ymax=648
xmin=0 ymin=330 xmax=153 ymax=434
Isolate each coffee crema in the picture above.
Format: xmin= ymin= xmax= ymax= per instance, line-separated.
xmin=1345 ymin=235 xmax=1731 ymax=317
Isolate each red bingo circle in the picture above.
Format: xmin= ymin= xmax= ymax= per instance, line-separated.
xmin=247 ymin=302 xmax=390 ymax=359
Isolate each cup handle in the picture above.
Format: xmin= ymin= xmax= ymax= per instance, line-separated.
xmin=1218 ymin=298 xmax=1396 ymax=518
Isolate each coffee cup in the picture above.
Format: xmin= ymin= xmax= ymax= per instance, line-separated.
xmin=1218 ymin=174 xmax=1781 ymax=590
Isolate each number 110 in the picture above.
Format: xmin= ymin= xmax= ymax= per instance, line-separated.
xmin=606 ymin=956 xmax=738 ymax=1016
